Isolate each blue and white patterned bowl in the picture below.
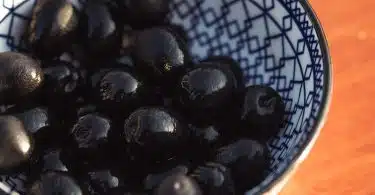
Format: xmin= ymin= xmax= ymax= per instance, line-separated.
xmin=0 ymin=0 xmax=332 ymax=194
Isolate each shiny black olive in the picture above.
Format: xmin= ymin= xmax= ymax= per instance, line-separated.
xmin=0 ymin=52 xmax=43 ymax=104
xmin=27 ymin=0 xmax=79 ymax=58
xmin=124 ymin=0 xmax=171 ymax=28
xmin=134 ymin=28 xmax=188 ymax=85
xmin=88 ymin=57 xmax=134 ymax=84
xmin=155 ymin=173 xmax=202 ymax=195
xmin=81 ymin=169 xmax=120 ymax=194
xmin=161 ymin=25 xmax=192 ymax=69
xmin=144 ymin=165 xmax=188 ymax=190
xmin=240 ymin=85 xmax=285 ymax=140
xmin=4 ymin=105 xmax=65 ymax=151
xmin=68 ymin=114 xmax=112 ymax=169
xmin=28 ymin=171 xmax=83 ymax=195
xmin=122 ymin=107 xmax=187 ymax=161
xmin=215 ymin=139 xmax=269 ymax=192
xmin=0 ymin=116 xmax=33 ymax=173
xmin=201 ymin=56 xmax=245 ymax=89
xmin=177 ymin=63 xmax=236 ymax=125
xmin=96 ymin=70 xmax=144 ymax=110
xmin=13 ymin=106 xmax=49 ymax=134
xmin=80 ymin=1 xmax=120 ymax=57
xmin=190 ymin=162 xmax=235 ymax=195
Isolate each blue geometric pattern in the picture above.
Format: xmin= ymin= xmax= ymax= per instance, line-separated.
xmin=0 ymin=0 xmax=330 ymax=194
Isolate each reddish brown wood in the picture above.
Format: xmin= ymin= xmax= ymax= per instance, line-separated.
xmin=280 ymin=0 xmax=375 ymax=194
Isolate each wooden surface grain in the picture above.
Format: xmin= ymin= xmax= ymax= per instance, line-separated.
xmin=280 ymin=0 xmax=375 ymax=195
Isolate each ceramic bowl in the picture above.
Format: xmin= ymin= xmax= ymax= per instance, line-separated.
xmin=0 ymin=0 xmax=332 ymax=194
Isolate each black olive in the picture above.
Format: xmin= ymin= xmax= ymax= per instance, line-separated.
xmin=163 ymin=24 xmax=189 ymax=46
xmin=134 ymin=28 xmax=188 ymax=85
xmin=80 ymin=169 xmax=120 ymax=194
xmin=144 ymin=165 xmax=189 ymax=191
xmin=80 ymin=1 xmax=120 ymax=57
xmin=190 ymin=162 xmax=235 ymax=195
xmin=28 ymin=171 xmax=83 ymax=195
xmin=177 ymin=63 xmax=236 ymax=125
xmin=123 ymin=0 xmax=171 ymax=28
xmin=9 ymin=106 xmax=49 ymax=135
xmin=88 ymin=57 xmax=135 ymax=89
xmin=0 ymin=116 xmax=33 ymax=173
xmin=201 ymin=56 xmax=245 ymax=89
xmin=68 ymin=114 xmax=112 ymax=169
xmin=161 ymin=25 xmax=192 ymax=68
xmin=240 ymin=85 xmax=285 ymax=140
xmin=3 ymin=104 xmax=66 ymax=152
xmin=155 ymin=173 xmax=202 ymax=195
xmin=215 ymin=139 xmax=269 ymax=192
xmin=122 ymin=107 xmax=187 ymax=161
xmin=0 ymin=52 xmax=43 ymax=104
xmin=96 ymin=70 xmax=144 ymax=110
xmin=27 ymin=0 xmax=79 ymax=58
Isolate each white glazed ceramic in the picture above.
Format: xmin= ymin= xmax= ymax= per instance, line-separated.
xmin=0 ymin=0 xmax=332 ymax=194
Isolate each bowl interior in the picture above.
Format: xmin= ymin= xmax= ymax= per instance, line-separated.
xmin=0 ymin=0 xmax=330 ymax=194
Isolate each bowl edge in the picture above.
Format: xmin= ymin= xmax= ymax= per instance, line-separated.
xmin=252 ymin=0 xmax=333 ymax=194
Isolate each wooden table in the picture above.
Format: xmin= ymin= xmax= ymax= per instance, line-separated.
xmin=280 ymin=0 xmax=375 ymax=194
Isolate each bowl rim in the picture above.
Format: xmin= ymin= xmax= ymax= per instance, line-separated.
xmin=253 ymin=0 xmax=333 ymax=194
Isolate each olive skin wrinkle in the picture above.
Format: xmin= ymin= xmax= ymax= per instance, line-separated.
xmin=215 ymin=139 xmax=270 ymax=192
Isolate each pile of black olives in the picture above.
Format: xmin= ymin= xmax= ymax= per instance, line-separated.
xmin=0 ymin=0 xmax=285 ymax=194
